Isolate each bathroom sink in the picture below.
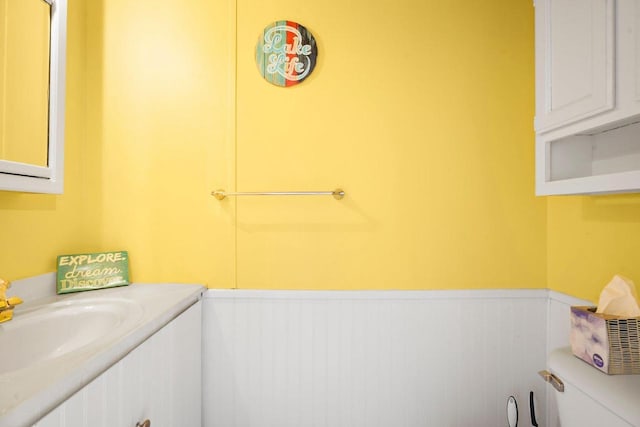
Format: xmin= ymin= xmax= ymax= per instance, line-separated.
xmin=0 ymin=297 xmax=144 ymax=375
xmin=0 ymin=283 xmax=203 ymax=427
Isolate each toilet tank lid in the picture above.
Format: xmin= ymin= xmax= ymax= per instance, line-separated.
xmin=549 ymin=347 xmax=640 ymax=426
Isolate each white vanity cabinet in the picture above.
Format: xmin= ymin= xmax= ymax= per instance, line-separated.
xmin=32 ymin=301 xmax=202 ymax=427
xmin=535 ymin=0 xmax=640 ymax=195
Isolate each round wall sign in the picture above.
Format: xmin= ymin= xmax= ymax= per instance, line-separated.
xmin=255 ymin=20 xmax=318 ymax=87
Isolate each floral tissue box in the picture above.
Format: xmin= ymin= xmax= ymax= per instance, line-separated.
xmin=570 ymin=306 xmax=640 ymax=375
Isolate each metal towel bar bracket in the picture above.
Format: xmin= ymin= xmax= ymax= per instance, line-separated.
xmin=212 ymin=188 xmax=345 ymax=201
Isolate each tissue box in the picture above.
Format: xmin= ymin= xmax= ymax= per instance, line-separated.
xmin=570 ymin=306 xmax=640 ymax=375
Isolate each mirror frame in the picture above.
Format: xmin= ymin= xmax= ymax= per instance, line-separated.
xmin=0 ymin=0 xmax=67 ymax=194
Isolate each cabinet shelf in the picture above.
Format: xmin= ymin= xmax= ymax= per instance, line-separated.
xmin=537 ymin=118 xmax=640 ymax=195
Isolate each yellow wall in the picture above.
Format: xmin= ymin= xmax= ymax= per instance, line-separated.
xmin=88 ymin=0 xmax=546 ymax=290
xmin=0 ymin=0 xmax=103 ymax=281
xmin=547 ymin=195 xmax=640 ymax=302
xmin=233 ymin=0 xmax=546 ymax=289
xmin=0 ymin=0 xmax=636 ymax=297
xmin=93 ymin=0 xmax=236 ymax=285
xmin=1 ymin=0 xmax=549 ymax=290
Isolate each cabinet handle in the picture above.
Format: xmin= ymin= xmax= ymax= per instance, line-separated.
xmin=136 ymin=421 xmax=151 ymax=427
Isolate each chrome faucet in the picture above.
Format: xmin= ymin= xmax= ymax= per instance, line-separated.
xmin=0 ymin=278 xmax=23 ymax=323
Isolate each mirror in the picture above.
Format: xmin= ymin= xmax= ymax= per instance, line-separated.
xmin=0 ymin=0 xmax=66 ymax=194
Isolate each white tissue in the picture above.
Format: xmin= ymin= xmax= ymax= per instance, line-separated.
xmin=595 ymin=275 xmax=640 ymax=317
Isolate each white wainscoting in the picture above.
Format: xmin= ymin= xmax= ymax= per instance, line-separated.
xmin=203 ymin=289 xmax=549 ymax=427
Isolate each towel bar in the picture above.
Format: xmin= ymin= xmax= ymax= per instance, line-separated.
xmin=211 ymin=189 xmax=345 ymax=200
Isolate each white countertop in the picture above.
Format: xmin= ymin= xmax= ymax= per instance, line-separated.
xmin=0 ymin=279 xmax=204 ymax=427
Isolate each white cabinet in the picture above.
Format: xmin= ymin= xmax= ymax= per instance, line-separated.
xmin=32 ymin=301 xmax=202 ymax=427
xmin=535 ymin=0 xmax=640 ymax=195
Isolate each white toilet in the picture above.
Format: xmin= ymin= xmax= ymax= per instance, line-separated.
xmin=542 ymin=347 xmax=640 ymax=426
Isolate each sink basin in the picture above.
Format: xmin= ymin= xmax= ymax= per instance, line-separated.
xmin=0 ymin=298 xmax=143 ymax=375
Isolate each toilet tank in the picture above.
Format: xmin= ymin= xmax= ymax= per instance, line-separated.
xmin=546 ymin=347 xmax=640 ymax=427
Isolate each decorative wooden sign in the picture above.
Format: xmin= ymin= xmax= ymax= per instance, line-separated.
xmin=56 ymin=250 xmax=130 ymax=294
xmin=255 ymin=20 xmax=318 ymax=87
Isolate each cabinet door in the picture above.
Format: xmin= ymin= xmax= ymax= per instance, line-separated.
xmin=535 ymin=0 xmax=615 ymax=133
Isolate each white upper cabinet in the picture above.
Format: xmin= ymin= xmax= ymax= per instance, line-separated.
xmin=535 ymin=0 xmax=640 ymax=195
